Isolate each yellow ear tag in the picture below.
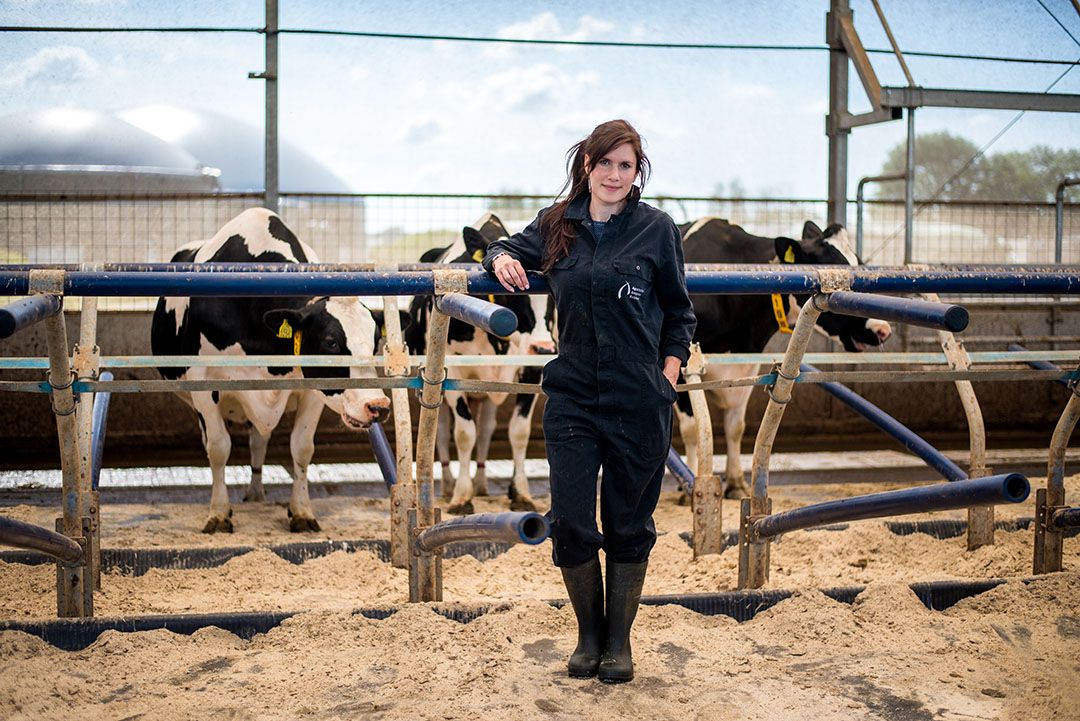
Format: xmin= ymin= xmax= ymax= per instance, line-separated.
xmin=276 ymin=319 xmax=293 ymax=339
xmin=472 ymin=249 xmax=485 ymax=263
xmin=293 ymin=329 xmax=303 ymax=356
xmin=784 ymin=247 xmax=796 ymax=263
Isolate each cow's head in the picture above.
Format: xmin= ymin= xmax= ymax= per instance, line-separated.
xmin=775 ymin=221 xmax=892 ymax=352
xmin=263 ymin=298 xmax=390 ymax=429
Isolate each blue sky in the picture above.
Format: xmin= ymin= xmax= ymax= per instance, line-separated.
xmin=1 ymin=0 xmax=1078 ymax=197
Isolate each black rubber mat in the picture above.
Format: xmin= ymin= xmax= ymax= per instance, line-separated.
xmin=0 ymin=578 xmax=1008 ymax=651
xmin=0 ymin=537 xmax=518 ymax=574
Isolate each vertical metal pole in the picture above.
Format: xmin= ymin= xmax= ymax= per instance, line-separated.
xmin=1034 ymin=389 xmax=1078 ymax=574
xmin=73 ymin=297 xmax=101 ymax=588
xmin=409 ymin=270 xmax=463 ymax=601
xmin=264 ymin=0 xmax=279 ymax=213
xmin=1056 ymin=178 xmax=1079 ymax=264
xmin=740 ymin=293 xmax=826 ymax=589
xmin=904 ymin=107 xmax=916 ymax=265
xmin=684 ymin=344 xmax=722 ymax=557
xmin=826 ymin=0 xmax=851 ymax=226
xmin=856 ymin=178 xmax=867 ymax=259
xmin=382 ymin=289 xmax=417 ymax=569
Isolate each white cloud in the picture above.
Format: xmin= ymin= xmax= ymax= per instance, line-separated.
xmin=485 ymin=12 xmax=615 ymax=59
xmin=729 ymin=82 xmax=774 ymax=100
xmin=1 ymin=45 xmax=100 ymax=88
xmin=461 ymin=64 xmax=599 ymax=112
xmin=397 ymin=118 xmax=442 ymax=144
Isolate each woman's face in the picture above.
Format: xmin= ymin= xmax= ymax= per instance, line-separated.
xmin=585 ymin=142 xmax=638 ymax=206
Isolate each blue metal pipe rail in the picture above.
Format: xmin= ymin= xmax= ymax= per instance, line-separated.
xmin=822 ymin=291 xmax=968 ymax=333
xmin=802 ymin=363 xmax=968 ymax=482
xmin=0 ymin=295 xmax=62 ymax=339
xmin=415 ymin=511 xmax=550 ymax=553
xmin=367 ymin=421 xmax=397 ymax=491
xmin=90 ymin=371 xmax=113 ymax=492
xmin=1007 ymin=343 xmax=1070 ymax=388
xmin=665 ymin=447 xmax=695 ymax=493
xmin=435 ymin=293 xmax=518 ymax=337
xmin=750 ymin=474 xmax=1030 ymax=540
xmin=1 ymin=268 xmax=1079 ymax=296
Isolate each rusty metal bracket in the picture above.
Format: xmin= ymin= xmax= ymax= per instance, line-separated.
xmin=817 ymin=268 xmax=853 ymax=293
xmin=29 ymin=269 xmax=66 ymax=296
xmin=433 ymin=269 xmax=469 ymax=296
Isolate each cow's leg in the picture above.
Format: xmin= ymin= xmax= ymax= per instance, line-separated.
xmin=720 ymin=385 xmax=753 ymax=498
xmin=437 ymin=403 xmax=453 ymax=500
xmin=447 ymin=395 xmax=477 ymax=515
xmin=244 ymin=425 xmax=270 ymax=503
xmin=286 ymin=391 xmax=323 ymax=532
xmin=193 ymin=393 xmax=233 ymax=533
xmin=507 ymin=393 xmax=538 ymax=511
xmin=472 ymin=398 xmax=498 ymax=497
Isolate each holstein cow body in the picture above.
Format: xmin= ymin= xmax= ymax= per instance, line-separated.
xmin=677 ymin=219 xmax=891 ymax=496
xmin=407 ymin=213 xmax=553 ymax=515
xmin=151 ymin=208 xmax=390 ymax=532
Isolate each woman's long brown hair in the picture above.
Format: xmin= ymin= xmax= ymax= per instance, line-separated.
xmin=539 ymin=119 xmax=650 ymax=273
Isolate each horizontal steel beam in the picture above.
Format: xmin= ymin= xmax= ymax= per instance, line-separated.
xmin=1 ymin=268 xmax=1079 ymax=296
xmin=821 ymin=291 xmax=968 ymax=332
xmin=881 ymin=86 xmax=1080 ymax=113
xmin=0 ymin=295 xmax=61 ymax=338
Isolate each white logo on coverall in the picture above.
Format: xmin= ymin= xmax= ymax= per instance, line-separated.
xmin=618 ymin=281 xmax=645 ymax=301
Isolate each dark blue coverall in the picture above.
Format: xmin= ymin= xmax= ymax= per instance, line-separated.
xmin=483 ymin=189 xmax=696 ymax=567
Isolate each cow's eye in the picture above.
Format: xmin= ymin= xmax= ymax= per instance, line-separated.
xmin=325 ymin=338 xmax=340 ymax=352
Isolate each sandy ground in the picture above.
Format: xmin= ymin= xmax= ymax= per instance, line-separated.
xmin=1 ymin=476 xmax=1079 ymax=720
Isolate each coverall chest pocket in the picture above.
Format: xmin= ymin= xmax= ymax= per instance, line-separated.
xmin=612 ymin=257 xmax=652 ymax=317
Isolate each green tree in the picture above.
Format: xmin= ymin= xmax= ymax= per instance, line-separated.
xmin=878 ymin=131 xmax=1080 ymax=201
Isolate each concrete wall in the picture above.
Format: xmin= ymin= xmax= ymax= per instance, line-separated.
xmin=0 ymin=301 xmax=1074 ymax=469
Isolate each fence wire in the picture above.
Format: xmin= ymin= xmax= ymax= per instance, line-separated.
xmin=0 ymin=192 xmax=1076 ymax=310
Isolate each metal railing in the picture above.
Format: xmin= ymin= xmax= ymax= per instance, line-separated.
xmin=3 ymin=192 xmax=1076 ymax=309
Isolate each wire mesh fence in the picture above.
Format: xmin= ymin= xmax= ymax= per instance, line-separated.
xmin=0 ymin=192 xmax=1076 ymax=310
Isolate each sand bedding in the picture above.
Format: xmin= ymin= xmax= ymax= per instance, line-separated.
xmin=1 ymin=477 xmax=1079 ymax=719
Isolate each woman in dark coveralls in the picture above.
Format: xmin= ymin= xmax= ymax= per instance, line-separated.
xmin=482 ymin=119 xmax=695 ymax=683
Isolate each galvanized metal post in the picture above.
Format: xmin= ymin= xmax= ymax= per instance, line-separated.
xmin=55 ymin=517 xmax=92 ymax=618
xmin=30 ymin=272 xmax=82 ymax=536
xmin=409 ymin=270 xmax=463 ymax=601
xmin=856 ymin=172 xmax=906 ymax=259
xmin=923 ymin=290 xmax=993 ymax=548
xmin=73 ymin=296 xmax=101 ymax=588
xmin=1034 ymin=387 xmax=1078 ymax=574
xmin=1056 ymin=177 xmax=1079 ymax=264
xmin=382 ymin=289 xmax=416 ymax=569
xmin=904 ymin=107 xmax=916 ymax=264
xmin=257 ymin=0 xmax=279 ymax=213
xmin=826 ymin=0 xmax=851 ymax=227
xmin=740 ymin=292 xmax=827 ymax=589
xmin=684 ymin=343 xmax=722 ymax=557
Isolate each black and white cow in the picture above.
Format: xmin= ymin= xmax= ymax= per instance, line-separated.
xmin=151 ymin=207 xmax=392 ymax=533
xmin=676 ymin=218 xmax=891 ymax=497
xmin=406 ymin=213 xmax=554 ymax=515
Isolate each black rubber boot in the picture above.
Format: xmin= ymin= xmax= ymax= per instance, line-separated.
xmin=598 ymin=559 xmax=648 ymax=684
xmin=560 ymin=556 xmax=605 ymax=678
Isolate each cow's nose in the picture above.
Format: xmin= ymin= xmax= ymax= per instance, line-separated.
xmin=529 ymin=342 xmax=556 ymax=355
xmin=367 ymin=401 xmax=390 ymax=423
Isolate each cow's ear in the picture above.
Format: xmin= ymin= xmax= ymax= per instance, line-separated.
xmin=263 ymin=308 xmax=304 ymax=338
xmin=462 ymin=226 xmax=487 ymax=261
xmin=775 ymin=237 xmax=801 ymax=264
xmin=802 ymin=221 xmax=824 ymax=242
